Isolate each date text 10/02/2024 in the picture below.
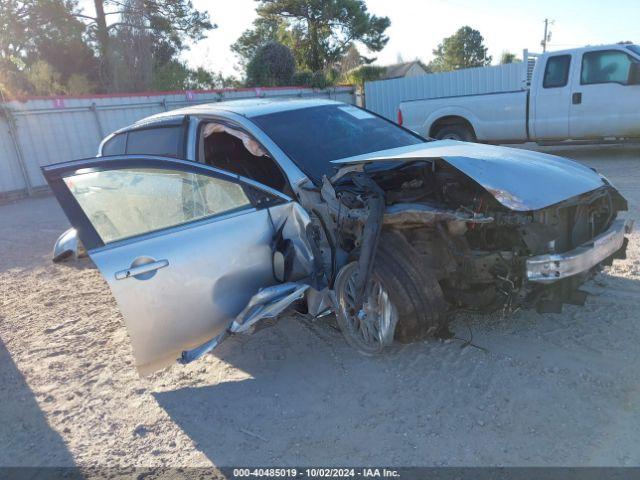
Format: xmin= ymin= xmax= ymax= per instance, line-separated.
xmin=232 ymin=468 xmax=401 ymax=478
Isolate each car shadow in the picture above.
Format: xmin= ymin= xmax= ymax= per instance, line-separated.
xmin=0 ymin=340 xmax=76 ymax=467
xmin=153 ymin=317 xmax=428 ymax=466
xmin=154 ymin=272 xmax=640 ymax=467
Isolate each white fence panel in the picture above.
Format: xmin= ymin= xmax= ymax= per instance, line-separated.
xmin=12 ymin=107 xmax=102 ymax=188
xmin=364 ymin=62 xmax=527 ymax=120
xmin=0 ymin=86 xmax=355 ymax=198
xmin=0 ymin=117 xmax=28 ymax=194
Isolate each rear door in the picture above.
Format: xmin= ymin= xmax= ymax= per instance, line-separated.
xmin=43 ymin=155 xmax=298 ymax=374
xmin=531 ymin=54 xmax=572 ymax=140
xmin=569 ymin=48 xmax=640 ymax=139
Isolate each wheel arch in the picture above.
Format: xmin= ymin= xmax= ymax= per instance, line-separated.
xmin=423 ymin=107 xmax=481 ymax=139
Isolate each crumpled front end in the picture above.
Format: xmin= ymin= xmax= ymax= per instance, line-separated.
xmin=325 ymin=147 xmax=632 ymax=316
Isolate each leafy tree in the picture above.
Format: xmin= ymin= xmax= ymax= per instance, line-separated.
xmin=24 ymin=59 xmax=96 ymax=95
xmin=235 ymin=0 xmax=390 ymax=73
xmin=0 ymin=0 xmax=97 ymax=97
xmin=231 ymin=16 xmax=290 ymax=68
xmin=344 ymin=64 xmax=385 ymax=89
xmin=246 ymin=41 xmax=296 ymax=86
xmin=0 ymin=0 xmax=218 ymax=95
xmin=151 ymin=61 xmax=237 ymax=91
xmin=338 ymin=43 xmax=374 ymax=76
xmin=429 ymin=26 xmax=492 ymax=72
xmin=292 ymin=69 xmax=313 ymax=86
xmin=500 ymin=51 xmax=520 ymax=64
xmin=77 ymin=0 xmax=214 ymax=90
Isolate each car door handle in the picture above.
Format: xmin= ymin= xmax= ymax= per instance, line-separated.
xmin=115 ymin=259 xmax=169 ymax=280
xmin=572 ymin=92 xmax=582 ymax=104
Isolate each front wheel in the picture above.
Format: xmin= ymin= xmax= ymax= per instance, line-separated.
xmin=334 ymin=261 xmax=398 ymax=355
xmin=334 ymin=231 xmax=449 ymax=354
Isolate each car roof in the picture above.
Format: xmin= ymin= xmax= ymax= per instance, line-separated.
xmin=122 ymin=97 xmax=343 ymax=131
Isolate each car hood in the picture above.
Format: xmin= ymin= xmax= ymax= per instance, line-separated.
xmin=332 ymin=140 xmax=607 ymax=211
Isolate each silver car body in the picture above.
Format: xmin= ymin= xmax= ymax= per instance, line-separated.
xmin=46 ymin=98 xmax=632 ymax=374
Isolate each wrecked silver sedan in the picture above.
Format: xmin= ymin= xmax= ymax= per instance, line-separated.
xmin=44 ymin=99 xmax=633 ymax=374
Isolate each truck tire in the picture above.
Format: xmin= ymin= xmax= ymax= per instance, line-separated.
xmin=434 ymin=124 xmax=475 ymax=142
xmin=334 ymin=231 xmax=449 ymax=354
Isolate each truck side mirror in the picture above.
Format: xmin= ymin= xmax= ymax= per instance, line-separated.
xmin=628 ymin=63 xmax=640 ymax=85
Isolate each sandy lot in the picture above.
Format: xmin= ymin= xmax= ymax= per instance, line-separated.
xmin=1 ymin=145 xmax=640 ymax=467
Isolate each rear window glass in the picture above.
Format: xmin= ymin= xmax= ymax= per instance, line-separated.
xmin=101 ymin=133 xmax=126 ymax=156
xmin=543 ymin=55 xmax=571 ymax=88
xmin=251 ymin=105 xmax=423 ymax=183
xmin=126 ymin=126 xmax=183 ymax=158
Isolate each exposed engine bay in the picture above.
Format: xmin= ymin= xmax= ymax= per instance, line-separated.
xmin=293 ymin=157 xmax=630 ymax=348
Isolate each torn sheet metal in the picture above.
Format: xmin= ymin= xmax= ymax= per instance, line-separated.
xmin=269 ymin=203 xmax=316 ymax=279
xmin=332 ymin=140 xmax=607 ymax=212
xmin=180 ymin=283 xmax=309 ymax=364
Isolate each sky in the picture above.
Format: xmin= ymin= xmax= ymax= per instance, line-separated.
xmin=183 ymin=0 xmax=640 ymax=77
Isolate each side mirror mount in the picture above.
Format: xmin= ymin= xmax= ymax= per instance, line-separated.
xmin=628 ymin=63 xmax=640 ymax=85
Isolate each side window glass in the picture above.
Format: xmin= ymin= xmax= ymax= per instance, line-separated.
xmin=543 ymin=55 xmax=571 ymax=88
xmin=101 ymin=133 xmax=126 ymax=156
xmin=581 ymin=51 xmax=633 ymax=85
xmin=64 ymin=168 xmax=251 ymax=244
xmin=126 ymin=127 xmax=183 ymax=157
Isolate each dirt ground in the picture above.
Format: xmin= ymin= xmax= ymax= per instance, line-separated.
xmin=1 ymin=144 xmax=640 ymax=467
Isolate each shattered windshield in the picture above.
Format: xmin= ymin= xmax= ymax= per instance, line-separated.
xmin=251 ymin=104 xmax=425 ymax=183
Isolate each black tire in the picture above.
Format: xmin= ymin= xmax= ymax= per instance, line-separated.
xmin=434 ymin=123 xmax=475 ymax=142
xmin=334 ymin=231 xmax=449 ymax=354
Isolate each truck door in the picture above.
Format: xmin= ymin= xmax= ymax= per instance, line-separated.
xmin=569 ymin=49 xmax=640 ymax=139
xmin=531 ymin=54 xmax=572 ymax=140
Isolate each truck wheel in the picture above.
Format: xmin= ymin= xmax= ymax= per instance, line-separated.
xmin=334 ymin=231 xmax=449 ymax=355
xmin=434 ymin=124 xmax=475 ymax=142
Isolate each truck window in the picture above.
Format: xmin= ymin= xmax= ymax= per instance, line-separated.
xmin=543 ymin=55 xmax=571 ymax=88
xmin=581 ymin=50 xmax=636 ymax=85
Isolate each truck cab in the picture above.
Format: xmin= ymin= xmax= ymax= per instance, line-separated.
xmin=531 ymin=44 xmax=640 ymax=141
xmin=399 ymin=44 xmax=640 ymax=144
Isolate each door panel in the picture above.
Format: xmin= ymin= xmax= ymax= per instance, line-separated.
xmin=43 ymin=155 xmax=296 ymax=374
xmin=531 ymin=54 xmax=572 ymax=139
xmin=570 ymin=50 xmax=640 ymax=139
xmin=91 ymin=206 xmax=281 ymax=374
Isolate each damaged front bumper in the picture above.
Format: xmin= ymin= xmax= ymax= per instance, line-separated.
xmin=526 ymin=218 xmax=634 ymax=284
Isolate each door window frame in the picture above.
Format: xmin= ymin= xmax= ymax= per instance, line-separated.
xmin=99 ymin=116 xmax=190 ymax=158
xmin=580 ymin=49 xmax=639 ymax=86
xmin=43 ymin=155 xmax=291 ymax=251
xmin=195 ymin=117 xmax=295 ymax=196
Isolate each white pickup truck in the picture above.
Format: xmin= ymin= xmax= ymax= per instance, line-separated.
xmin=399 ymin=44 xmax=640 ymax=143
